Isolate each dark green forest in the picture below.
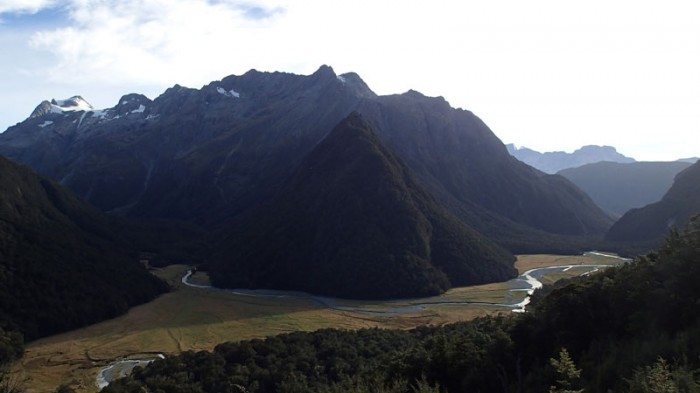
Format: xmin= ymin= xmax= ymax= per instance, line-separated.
xmin=209 ymin=113 xmax=516 ymax=299
xmin=0 ymin=157 xmax=168 ymax=343
xmin=101 ymin=217 xmax=700 ymax=392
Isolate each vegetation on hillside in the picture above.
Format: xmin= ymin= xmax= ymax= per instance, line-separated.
xmin=607 ymin=160 xmax=700 ymax=249
xmin=0 ymin=156 xmax=168 ymax=342
xmin=102 ymin=217 xmax=700 ymax=392
xmin=209 ymin=113 xmax=516 ymax=299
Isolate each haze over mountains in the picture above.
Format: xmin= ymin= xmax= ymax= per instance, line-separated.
xmin=558 ymin=161 xmax=693 ymax=218
xmin=506 ymin=144 xmax=636 ymax=174
xmin=607 ymin=159 xmax=700 ymax=248
xmin=508 ymin=144 xmax=698 ymax=232
xmin=0 ymin=65 xmax=612 ymax=264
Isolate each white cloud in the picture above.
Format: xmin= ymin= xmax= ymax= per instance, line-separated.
xmin=0 ymin=0 xmax=57 ymax=14
xmin=2 ymin=0 xmax=699 ymax=160
xmin=28 ymin=0 xmax=291 ymax=87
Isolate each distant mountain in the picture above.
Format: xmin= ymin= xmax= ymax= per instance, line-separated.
xmin=507 ymin=144 xmax=635 ymax=173
xmin=558 ymin=161 xmax=692 ymax=218
xmin=0 ymin=156 xmax=168 ymax=341
xmin=606 ymin=160 xmax=700 ymax=247
xmin=0 ymin=66 xmax=613 ymax=256
xmin=209 ymin=113 xmax=516 ymax=299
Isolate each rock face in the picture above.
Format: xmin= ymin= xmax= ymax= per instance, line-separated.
xmin=209 ymin=113 xmax=517 ymax=299
xmin=0 ymin=156 xmax=167 ymax=340
xmin=0 ymin=66 xmax=613 ymax=255
xmin=606 ymin=160 xmax=700 ymax=247
xmin=507 ymin=144 xmax=636 ymax=174
xmin=559 ymin=161 xmax=693 ymax=218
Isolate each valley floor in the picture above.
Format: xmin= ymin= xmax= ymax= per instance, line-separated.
xmin=11 ymin=254 xmax=621 ymax=393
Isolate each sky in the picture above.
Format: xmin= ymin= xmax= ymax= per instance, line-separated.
xmin=0 ymin=0 xmax=698 ymax=161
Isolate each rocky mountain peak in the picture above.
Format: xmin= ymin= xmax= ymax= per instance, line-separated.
xmin=508 ymin=144 xmax=636 ymax=174
xmin=337 ymin=72 xmax=376 ymax=98
xmin=114 ymin=93 xmax=152 ymax=117
xmin=29 ymin=95 xmax=94 ymax=118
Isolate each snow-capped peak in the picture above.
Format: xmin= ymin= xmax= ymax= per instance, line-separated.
xmin=50 ymin=96 xmax=94 ymax=112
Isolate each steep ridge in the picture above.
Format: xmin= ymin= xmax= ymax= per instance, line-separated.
xmin=559 ymin=161 xmax=692 ymax=217
xmin=209 ymin=113 xmax=516 ymax=299
xmin=356 ymin=92 xmax=613 ymax=238
xmin=0 ymin=66 xmax=613 ymax=253
xmin=0 ymin=156 xmax=168 ymax=341
xmin=606 ymin=160 xmax=700 ymax=246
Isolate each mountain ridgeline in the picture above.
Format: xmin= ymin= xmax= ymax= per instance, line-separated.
xmin=558 ymin=160 xmax=693 ymax=217
xmin=606 ymin=159 xmax=700 ymax=248
xmin=209 ymin=113 xmax=516 ymax=299
xmin=0 ymin=157 xmax=168 ymax=341
xmin=507 ymin=144 xmax=635 ymax=174
xmin=0 ymin=66 xmax=613 ymax=260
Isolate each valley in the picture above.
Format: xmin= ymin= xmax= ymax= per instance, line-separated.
xmin=11 ymin=253 xmax=620 ymax=393
xmin=0 ymin=67 xmax=696 ymax=392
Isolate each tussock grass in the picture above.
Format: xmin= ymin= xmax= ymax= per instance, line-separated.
xmin=15 ymin=254 xmax=610 ymax=393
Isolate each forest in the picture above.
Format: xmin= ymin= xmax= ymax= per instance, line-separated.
xmin=99 ymin=216 xmax=700 ymax=393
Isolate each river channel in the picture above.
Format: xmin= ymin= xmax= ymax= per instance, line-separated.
xmin=98 ymin=252 xmax=628 ymax=388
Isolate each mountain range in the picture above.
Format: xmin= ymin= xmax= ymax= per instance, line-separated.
xmin=0 ymin=65 xmax=616 ymax=299
xmin=0 ymin=66 xmax=612 ymax=253
xmin=506 ymin=144 xmax=635 ymax=173
xmin=606 ymin=159 xmax=700 ymax=248
xmin=558 ymin=161 xmax=693 ymax=218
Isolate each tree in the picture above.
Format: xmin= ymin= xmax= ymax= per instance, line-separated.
xmin=0 ymin=328 xmax=24 ymax=393
xmin=549 ymin=348 xmax=583 ymax=393
xmin=627 ymin=358 xmax=684 ymax=393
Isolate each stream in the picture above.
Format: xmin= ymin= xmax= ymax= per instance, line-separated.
xmin=97 ymin=252 xmax=628 ymax=388
xmin=96 ymin=354 xmax=164 ymax=389
xmin=181 ymin=252 xmax=629 ymax=315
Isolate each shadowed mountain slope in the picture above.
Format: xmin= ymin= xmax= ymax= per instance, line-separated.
xmin=209 ymin=113 xmax=517 ymax=299
xmin=0 ymin=66 xmax=613 ymax=253
xmin=558 ymin=161 xmax=692 ymax=217
xmin=0 ymin=156 xmax=168 ymax=341
xmin=606 ymin=160 xmax=700 ymax=247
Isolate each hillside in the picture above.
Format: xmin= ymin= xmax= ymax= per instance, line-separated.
xmin=209 ymin=113 xmax=516 ymax=299
xmin=0 ymin=156 xmax=168 ymax=341
xmin=103 ymin=216 xmax=700 ymax=393
xmin=0 ymin=67 xmax=613 ymax=254
xmin=558 ymin=160 xmax=692 ymax=217
xmin=606 ymin=160 xmax=700 ymax=247
xmin=507 ymin=144 xmax=635 ymax=173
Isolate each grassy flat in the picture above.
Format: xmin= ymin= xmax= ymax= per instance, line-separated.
xmin=12 ymin=254 xmax=624 ymax=393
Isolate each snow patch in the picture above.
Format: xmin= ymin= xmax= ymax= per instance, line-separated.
xmin=38 ymin=120 xmax=53 ymax=128
xmin=337 ymin=75 xmax=346 ymax=83
xmin=90 ymin=109 xmax=109 ymax=119
xmin=216 ymin=86 xmax=240 ymax=98
xmin=50 ymin=96 xmax=94 ymax=113
xmin=131 ymin=104 xmax=146 ymax=114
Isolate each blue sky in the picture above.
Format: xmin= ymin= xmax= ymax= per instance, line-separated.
xmin=1 ymin=0 xmax=699 ymax=161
